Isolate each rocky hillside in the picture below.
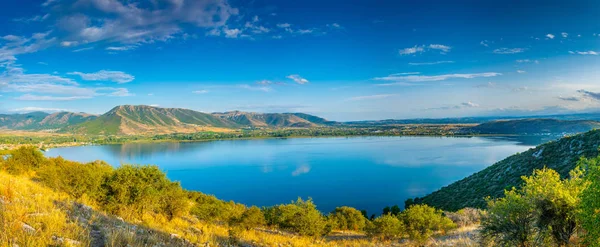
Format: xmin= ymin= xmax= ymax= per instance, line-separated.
xmin=62 ymin=105 xmax=334 ymax=135
xmin=465 ymin=119 xmax=600 ymax=135
xmin=0 ymin=111 xmax=97 ymax=130
xmin=419 ymin=129 xmax=600 ymax=211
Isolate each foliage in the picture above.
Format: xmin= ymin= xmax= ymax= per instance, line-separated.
xmin=445 ymin=208 xmax=482 ymax=227
xmin=159 ymin=182 xmax=191 ymax=220
xmin=365 ymin=214 xmax=404 ymax=240
xmin=189 ymin=192 xmax=245 ymax=223
xmin=3 ymin=146 xmax=46 ymax=174
xmin=230 ymin=206 xmax=266 ymax=230
xmin=263 ymin=198 xmax=330 ymax=237
xmin=400 ymin=204 xmax=456 ymax=244
xmin=38 ymin=157 xmax=113 ymax=200
xmin=100 ymin=164 xmax=183 ymax=219
xmin=329 ymin=206 xmax=367 ymax=231
xmin=382 ymin=205 xmax=401 ymax=216
xmin=482 ymin=167 xmax=588 ymax=246
xmin=579 ymin=156 xmax=600 ymax=246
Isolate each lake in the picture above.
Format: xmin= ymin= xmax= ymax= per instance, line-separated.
xmin=45 ymin=136 xmax=545 ymax=215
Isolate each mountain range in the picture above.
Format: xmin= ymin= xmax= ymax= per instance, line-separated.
xmin=2 ymin=105 xmax=600 ymax=136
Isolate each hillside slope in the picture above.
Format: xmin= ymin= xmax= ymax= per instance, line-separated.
xmin=419 ymin=129 xmax=600 ymax=211
xmin=63 ymin=105 xmax=333 ymax=135
xmin=0 ymin=111 xmax=96 ymax=130
xmin=465 ymin=119 xmax=600 ymax=135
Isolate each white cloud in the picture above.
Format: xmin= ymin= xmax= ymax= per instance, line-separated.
xmin=399 ymin=44 xmax=451 ymax=55
xmin=60 ymin=41 xmax=78 ymax=47
xmin=461 ymin=101 xmax=479 ymax=107
xmin=516 ymin=59 xmax=539 ymax=64
xmin=286 ymin=74 xmax=309 ymax=84
xmin=10 ymin=107 xmax=69 ymax=113
xmin=348 ymin=94 xmax=397 ymax=101
xmin=561 ymin=32 xmax=568 ymax=38
xmin=327 ymin=23 xmax=342 ymax=29
xmin=493 ymin=48 xmax=527 ymax=54
xmin=68 ymin=70 xmax=135 ymax=83
xmin=15 ymin=94 xmax=91 ymax=101
xmin=426 ymin=101 xmax=480 ymax=110
xmin=105 ymin=45 xmax=137 ymax=51
xmin=276 ymin=23 xmax=291 ymax=28
xmin=237 ymin=84 xmax=272 ymax=92
xmin=375 ymin=72 xmax=502 ymax=84
xmin=193 ymin=90 xmax=209 ymax=94
xmin=73 ymin=47 xmax=93 ymax=52
xmin=546 ymin=33 xmax=555 ymax=39
xmin=480 ymin=40 xmax=489 ymax=47
xmin=569 ymin=51 xmax=599 ymax=55
xmin=223 ymin=28 xmax=242 ymax=38
xmin=408 ymin=61 xmax=454 ymax=66
xmin=516 ymin=70 xmax=526 ymax=74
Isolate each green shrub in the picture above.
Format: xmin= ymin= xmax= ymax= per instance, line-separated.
xmin=264 ymin=198 xmax=329 ymax=237
xmin=160 ymin=182 xmax=191 ymax=221
xmin=230 ymin=206 xmax=266 ymax=230
xmin=329 ymin=206 xmax=367 ymax=231
xmin=579 ymin=156 xmax=600 ymax=246
xmin=366 ymin=214 xmax=404 ymax=240
xmin=100 ymin=164 xmax=176 ymax=219
xmin=400 ymin=204 xmax=456 ymax=244
xmin=481 ymin=190 xmax=538 ymax=247
xmin=4 ymin=146 xmax=46 ymax=174
xmin=189 ymin=192 xmax=245 ymax=223
xmin=38 ymin=158 xmax=113 ymax=200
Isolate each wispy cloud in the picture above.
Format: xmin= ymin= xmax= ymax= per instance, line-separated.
xmin=493 ymin=48 xmax=527 ymax=54
xmin=348 ymin=94 xmax=397 ymax=101
xmin=192 ymin=90 xmax=209 ymax=94
xmin=286 ymin=74 xmax=309 ymax=84
xmin=10 ymin=107 xmax=69 ymax=113
xmin=426 ymin=101 xmax=480 ymax=111
xmin=569 ymin=51 xmax=599 ymax=55
xmin=374 ymin=72 xmax=501 ymax=84
xmin=408 ymin=61 xmax=454 ymax=66
xmin=561 ymin=32 xmax=568 ymax=38
xmin=68 ymin=70 xmax=135 ymax=83
xmin=578 ymin=90 xmax=600 ymax=100
xmin=72 ymin=47 xmax=93 ymax=52
xmin=557 ymin=96 xmax=580 ymax=102
xmin=516 ymin=59 xmax=539 ymax=64
xmin=15 ymin=94 xmax=91 ymax=101
xmin=516 ymin=70 xmax=526 ymax=74
xmin=546 ymin=33 xmax=555 ymax=39
xmin=399 ymin=44 xmax=451 ymax=55
xmin=105 ymin=45 xmax=137 ymax=51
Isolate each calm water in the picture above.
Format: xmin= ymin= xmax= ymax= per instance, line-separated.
xmin=45 ymin=136 xmax=544 ymax=215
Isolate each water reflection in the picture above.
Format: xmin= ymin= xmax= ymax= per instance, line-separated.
xmin=45 ymin=136 xmax=547 ymax=214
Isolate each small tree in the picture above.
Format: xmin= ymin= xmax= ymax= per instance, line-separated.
xmin=579 ymin=156 xmax=600 ymax=246
xmin=232 ymin=206 xmax=266 ymax=230
xmin=366 ymin=214 xmax=404 ymax=240
xmin=329 ymin=206 xmax=367 ymax=231
xmin=481 ymin=190 xmax=538 ymax=247
xmin=263 ymin=198 xmax=329 ymax=237
xmin=4 ymin=146 xmax=46 ymax=174
xmin=401 ymin=204 xmax=456 ymax=244
xmin=160 ymin=182 xmax=190 ymax=221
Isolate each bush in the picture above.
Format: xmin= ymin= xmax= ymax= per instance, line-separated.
xmin=329 ymin=206 xmax=367 ymax=232
xmin=160 ymin=182 xmax=191 ymax=220
xmin=366 ymin=214 xmax=404 ymax=240
xmin=481 ymin=189 xmax=538 ymax=247
xmin=3 ymin=146 xmax=46 ymax=174
xmin=38 ymin=158 xmax=113 ymax=200
xmin=445 ymin=208 xmax=482 ymax=227
xmin=100 ymin=164 xmax=179 ymax=219
xmin=579 ymin=156 xmax=600 ymax=246
xmin=230 ymin=206 xmax=266 ymax=230
xmin=264 ymin=198 xmax=329 ymax=236
xmin=400 ymin=204 xmax=456 ymax=244
xmin=189 ymin=192 xmax=245 ymax=223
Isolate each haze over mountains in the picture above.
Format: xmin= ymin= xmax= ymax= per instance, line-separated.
xmin=2 ymin=105 xmax=600 ymax=136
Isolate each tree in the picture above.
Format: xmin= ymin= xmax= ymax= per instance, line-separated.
xmin=263 ymin=198 xmax=329 ymax=237
xmin=481 ymin=190 xmax=538 ymax=247
xmin=160 ymin=182 xmax=190 ymax=221
xmin=231 ymin=206 xmax=266 ymax=230
xmin=401 ymin=204 xmax=456 ymax=244
xmin=366 ymin=214 xmax=404 ymax=240
xmin=579 ymin=156 xmax=600 ymax=246
xmin=38 ymin=158 xmax=112 ymax=200
xmin=329 ymin=206 xmax=367 ymax=231
xmin=4 ymin=146 xmax=46 ymax=174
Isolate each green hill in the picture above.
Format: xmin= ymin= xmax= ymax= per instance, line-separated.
xmin=0 ymin=111 xmax=96 ymax=130
xmin=465 ymin=119 xmax=600 ymax=135
xmin=62 ymin=105 xmax=333 ymax=135
xmin=418 ymin=129 xmax=600 ymax=211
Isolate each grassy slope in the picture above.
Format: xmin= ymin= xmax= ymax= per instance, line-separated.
xmin=1 ymin=170 xmax=479 ymax=247
xmin=421 ymin=129 xmax=600 ymax=211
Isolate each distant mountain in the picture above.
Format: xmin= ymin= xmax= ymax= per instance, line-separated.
xmin=464 ymin=119 xmax=600 ymax=135
xmin=62 ymin=105 xmax=334 ymax=135
xmin=212 ymin=111 xmax=335 ymax=128
xmin=0 ymin=111 xmax=96 ymax=130
xmin=419 ymin=129 xmax=600 ymax=211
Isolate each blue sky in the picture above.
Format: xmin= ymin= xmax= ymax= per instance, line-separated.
xmin=0 ymin=0 xmax=599 ymax=121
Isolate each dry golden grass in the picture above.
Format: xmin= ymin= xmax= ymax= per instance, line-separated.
xmin=0 ymin=171 xmax=480 ymax=247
